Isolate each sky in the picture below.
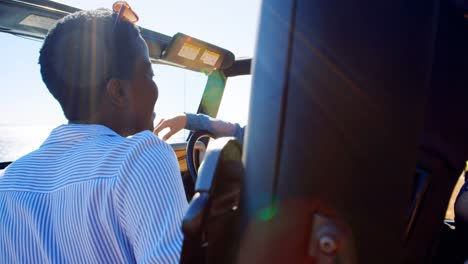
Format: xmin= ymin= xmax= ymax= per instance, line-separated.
xmin=0 ymin=0 xmax=261 ymax=130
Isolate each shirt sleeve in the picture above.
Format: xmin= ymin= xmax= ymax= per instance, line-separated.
xmin=113 ymin=133 xmax=188 ymax=263
xmin=185 ymin=113 xmax=245 ymax=144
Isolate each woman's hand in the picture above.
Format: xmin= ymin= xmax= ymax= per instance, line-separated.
xmin=153 ymin=114 xmax=187 ymax=140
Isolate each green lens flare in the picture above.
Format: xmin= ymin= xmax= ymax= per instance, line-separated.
xmin=258 ymin=205 xmax=277 ymax=221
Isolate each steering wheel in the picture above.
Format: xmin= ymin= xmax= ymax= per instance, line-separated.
xmin=186 ymin=130 xmax=213 ymax=184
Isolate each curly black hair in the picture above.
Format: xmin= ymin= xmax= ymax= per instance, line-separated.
xmin=39 ymin=9 xmax=141 ymax=121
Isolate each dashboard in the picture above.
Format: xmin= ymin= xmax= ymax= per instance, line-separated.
xmin=171 ymin=141 xmax=206 ymax=173
xmin=171 ymin=141 xmax=207 ymax=200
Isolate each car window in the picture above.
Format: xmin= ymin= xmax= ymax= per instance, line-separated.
xmin=153 ymin=64 xmax=206 ymax=143
xmin=216 ymin=75 xmax=251 ymax=127
xmin=0 ymin=34 xmax=206 ymax=162
xmin=0 ymin=34 xmax=63 ymax=163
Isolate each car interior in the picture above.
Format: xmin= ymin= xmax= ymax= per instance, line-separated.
xmin=1 ymin=0 xmax=468 ymax=263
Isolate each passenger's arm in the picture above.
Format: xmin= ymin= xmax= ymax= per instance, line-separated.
xmin=154 ymin=113 xmax=245 ymax=144
xmin=153 ymin=114 xmax=187 ymax=141
xmin=186 ymin=113 xmax=245 ymax=144
xmin=114 ymin=134 xmax=188 ymax=263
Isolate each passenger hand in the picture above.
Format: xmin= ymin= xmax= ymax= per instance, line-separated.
xmin=153 ymin=114 xmax=187 ymax=140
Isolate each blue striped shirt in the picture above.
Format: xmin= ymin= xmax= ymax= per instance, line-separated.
xmin=0 ymin=124 xmax=188 ymax=263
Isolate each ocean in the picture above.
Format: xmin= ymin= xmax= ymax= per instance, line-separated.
xmin=0 ymin=124 xmax=57 ymax=162
xmin=0 ymin=124 xmax=187 ymax=163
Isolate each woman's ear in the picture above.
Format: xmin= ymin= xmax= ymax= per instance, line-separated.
xmin=105 ymin=78 xmax=126 ymax=106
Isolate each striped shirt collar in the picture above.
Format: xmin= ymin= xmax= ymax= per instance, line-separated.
xmin=41 ymin=124 xmax=120 ymax=147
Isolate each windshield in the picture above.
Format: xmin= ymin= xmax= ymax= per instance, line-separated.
xmin=0 ymin=0 xmax=260 ymax=162
xmin=217 ymin=75 xmax=251 ymax=127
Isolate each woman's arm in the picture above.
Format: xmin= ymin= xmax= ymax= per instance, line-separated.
xmin=154 ymin=113 xmax=245 ymax=144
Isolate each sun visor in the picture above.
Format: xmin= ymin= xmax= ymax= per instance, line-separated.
xmin=19 ymin=14 xmax=57 ymax=30
xmin=160 ymin=33 xmax=235 ymax=73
